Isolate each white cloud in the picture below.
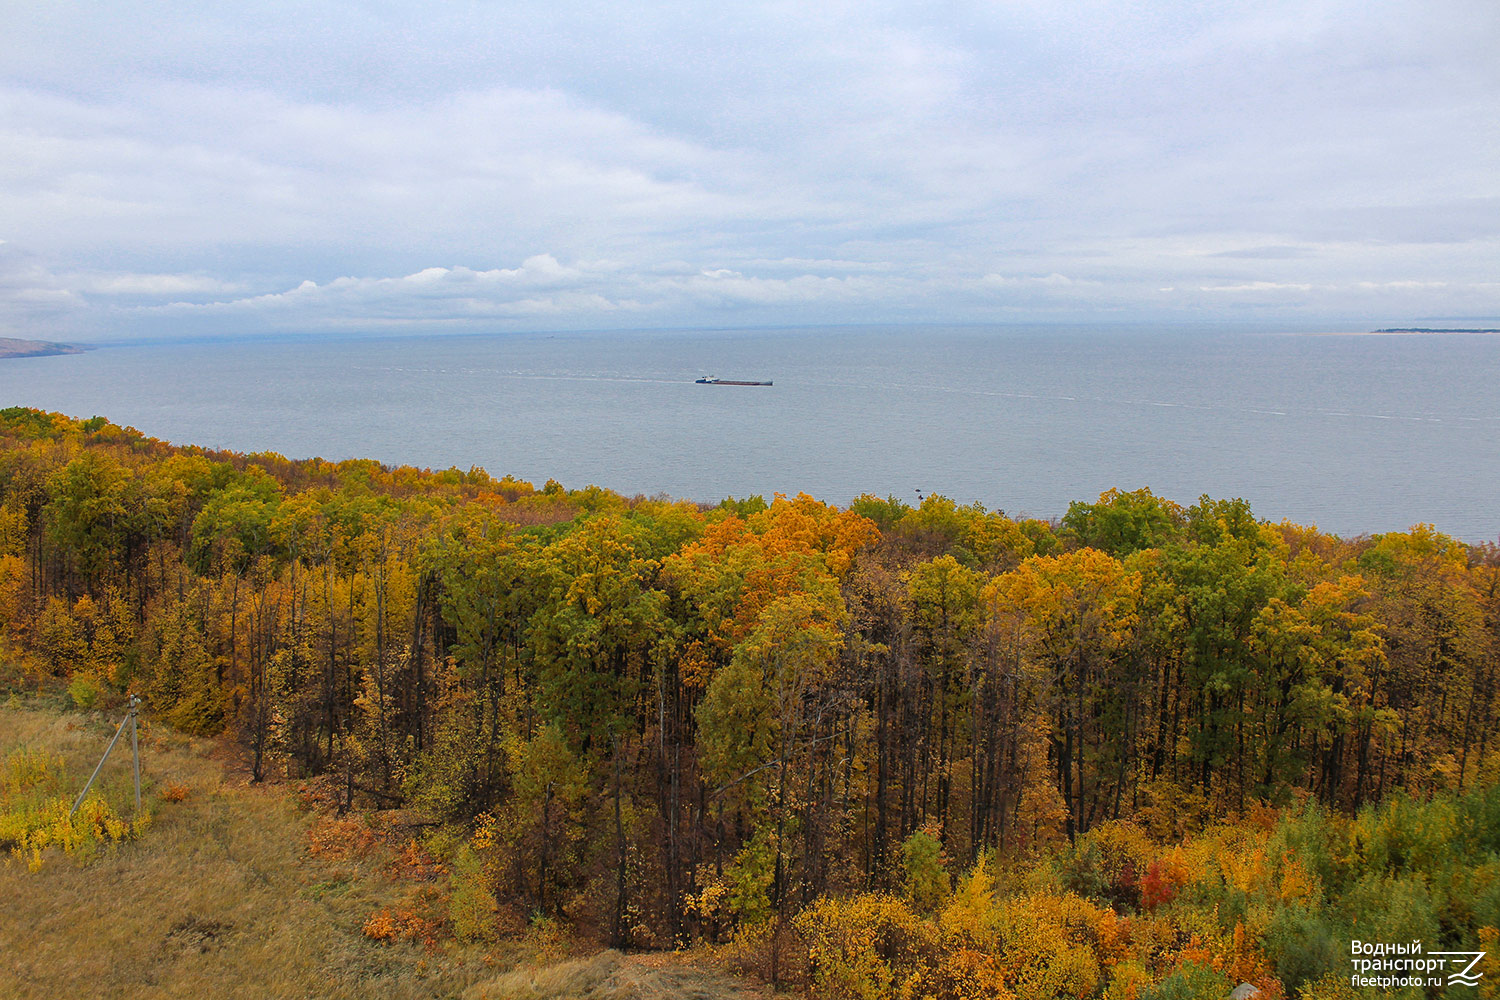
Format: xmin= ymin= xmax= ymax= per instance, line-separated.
xmin=0 ymin=1 xmax=1496 ymax=335
xmin=981 ymin=273 xmax=1087 ymax=288
xmin=1200 ymin=282 xmax=1317 ymax=294
xmin=125 ymin=256 xmax=900 ymax=329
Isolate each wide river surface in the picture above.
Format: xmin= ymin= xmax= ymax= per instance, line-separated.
xmin=2 ymin=325 xmax=1496 ymax=541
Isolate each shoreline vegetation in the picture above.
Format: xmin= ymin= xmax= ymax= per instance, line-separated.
xmin=3 ymin=405 xmax=1499 ymax=1000
xmin=0 ymin=338 xmax=89 ymax=359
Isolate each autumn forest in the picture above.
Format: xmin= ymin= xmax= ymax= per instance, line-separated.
xmin=4 ymin=406 xmax=1500 ymax=1000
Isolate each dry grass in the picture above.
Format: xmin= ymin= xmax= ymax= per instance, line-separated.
xmin=0 ymin=698 xmax=789 ymax=1000
xmin=464 ymin=951 xmax=628 ymax=1000
xmin=463 ymin=949 xmax=779 ymax=1000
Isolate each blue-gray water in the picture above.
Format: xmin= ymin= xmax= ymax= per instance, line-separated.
xmin=3 ymin=325 xmax=1497 ymax=541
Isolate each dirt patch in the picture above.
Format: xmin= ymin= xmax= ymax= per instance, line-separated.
xmin=163 ymin=916 xmax=234 ymax=957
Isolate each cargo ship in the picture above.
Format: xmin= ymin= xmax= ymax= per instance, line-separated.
xmin=695 ymin=376 xmax=773 ymax=386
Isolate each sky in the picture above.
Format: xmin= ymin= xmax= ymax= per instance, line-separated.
xmin=1 ymin=0 xmax=1497 ymax=340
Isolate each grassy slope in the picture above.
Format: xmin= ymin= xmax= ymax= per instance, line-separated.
xmin=0 ymin=701 xmax=771 ymax=1000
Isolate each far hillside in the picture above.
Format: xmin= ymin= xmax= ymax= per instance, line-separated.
xmin=0 ymin=338 xmax=88 ymax=359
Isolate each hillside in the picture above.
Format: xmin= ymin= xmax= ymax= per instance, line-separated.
xmin=0 ymin=338 xmax=88 ymax=359
xmin=0 ymin=697 xmax=776 ymax=1000
xmin=2 ymin=407 xmax=1499 ymax=998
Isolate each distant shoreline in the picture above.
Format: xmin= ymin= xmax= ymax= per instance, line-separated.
xmin=1305 ymin=327 xmax=1500 ymax=337
xmin=1369 ymin=327 xmax=1500 ymax=335
xmin=0 ymin=337 xmax=90 ymax=359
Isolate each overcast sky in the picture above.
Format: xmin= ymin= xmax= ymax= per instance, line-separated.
xmin=2 ymin=0 xmax=1497 ymax=339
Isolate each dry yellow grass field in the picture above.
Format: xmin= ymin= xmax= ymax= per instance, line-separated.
xmin=463 ymin=950 xmax=771 ymax=1000
xmin=0 ymin=699 xmax=774 ymax=1000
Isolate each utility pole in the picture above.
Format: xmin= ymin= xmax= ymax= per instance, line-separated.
xmin=131 ymin=695 xmax=141 ymax=815
xmin=71 ymin=695 xmax=143 ymax=818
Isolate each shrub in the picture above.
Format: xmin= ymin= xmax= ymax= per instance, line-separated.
xmin=1141 ymin=857 xmax=1185 ymax=911
xmin=1263 ymin=910 xmax=1340 ymax=997
xmin=67 ymin=674 xmax=102 ymax=710
xmin=449 ymin=847 xmax=499 ymax=943
xmin=6 ymin=795 xmax=148 ymax=870
xmin=901 ymin=828 xmax=950 ymax=913
xmin=306 ymin=815 xmax=377 ymax=861
xmin=722 ymin=828 xmax=778 ymax=926
xmin=1 ymin=746 xmax=148 ymax=870
xmin=799 ymin=893 xmax=936 ymax=1000
xmin=1140 ymin=962 xmax=1232 ymax=1000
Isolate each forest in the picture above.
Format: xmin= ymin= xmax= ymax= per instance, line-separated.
xmin=2 ymin=406 xmax=1498 ymax=1000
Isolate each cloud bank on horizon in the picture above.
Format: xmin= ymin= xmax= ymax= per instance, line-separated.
xmin=1 ymin=0 xmax=1497 ymax=339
